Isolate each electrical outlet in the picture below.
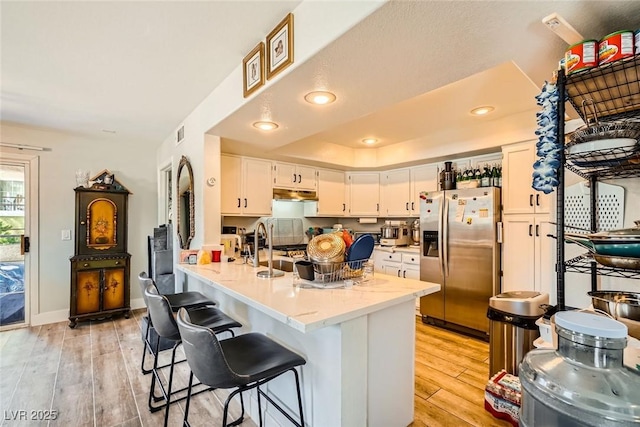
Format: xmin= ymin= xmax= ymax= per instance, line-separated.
xmin=61 ymin=229 xmax=71 ymax=241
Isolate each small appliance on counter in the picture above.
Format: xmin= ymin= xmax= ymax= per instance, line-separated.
xmin=439 ymin=161 xmax=455 ymax=190
xmin=380 ymin=220 xmax=410 ymax=246
xmin=410 ymin=219 xmax=420 ymax=246
xmin=220 ymin=234 xmax=241 ymax=257
xmin=353 ymin=231 xmax=381 ymax=245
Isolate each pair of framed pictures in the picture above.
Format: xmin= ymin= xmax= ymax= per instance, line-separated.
xmin=243 ymin=13 xmax=293 ymax=98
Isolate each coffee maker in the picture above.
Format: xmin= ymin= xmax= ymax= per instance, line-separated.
xmin=439 ymin=161 xmax=455 ymax=190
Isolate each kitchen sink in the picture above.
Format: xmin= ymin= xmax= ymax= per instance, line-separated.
xmin=258 ymin=259 xmax=295 ymax=273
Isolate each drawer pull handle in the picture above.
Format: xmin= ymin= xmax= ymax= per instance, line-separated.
xmin=83 ymin=263 xmax=89 ymax=267
xmin=80 ymin=221 xmax=86 ymax=225
xmin=114 ymin=261 xmax=120 ymax=265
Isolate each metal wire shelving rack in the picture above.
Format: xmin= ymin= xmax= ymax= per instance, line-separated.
xmin=555 ymin=54 xmax=640 ymax=311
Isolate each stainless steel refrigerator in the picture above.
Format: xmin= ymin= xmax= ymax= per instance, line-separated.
xmin=419 ymin=187 xmax=501 ymax=335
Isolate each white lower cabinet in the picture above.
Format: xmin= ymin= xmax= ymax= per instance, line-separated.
xmin=373 ymin=250 xmax=420 ymax=279
xmin=502 ymin=214 xmax=554 ymax=294
xmin=378 ymin=251 xmax=402 ymax=276
xmin=401 ymin=253 xmax=420 ymax=279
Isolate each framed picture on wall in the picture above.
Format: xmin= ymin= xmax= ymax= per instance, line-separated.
xmin=243 ymin=42 xmax=265 ymax=98
xmin=266 ymin=13 xmax=293 ymax=80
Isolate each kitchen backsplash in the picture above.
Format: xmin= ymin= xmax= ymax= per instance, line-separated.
xmin=221 ymin=200 xmax=412 ymax=241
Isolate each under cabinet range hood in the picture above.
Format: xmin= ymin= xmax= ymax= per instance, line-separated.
xmin=273 ymin=188 xmax=318 ymax=201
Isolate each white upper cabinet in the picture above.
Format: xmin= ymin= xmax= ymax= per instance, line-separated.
xmin=347 ymin=172 xmax=380 ymax=216
xmin=221 ymin=155 xmax=273 ymax=216
xmin=502 ymin=141 xmax=550 ymax=215
xmin=382 ymin=168 xmax=412 ymax=216
xmin=273 ymin=162 xmax=317 ymax=191
xmin=221 ymin=155 xmax=243 ymax=215
xmin=381 ymin=165 xmax=439 ymax=217
xmin=410 ymin=164 xmax=439 ymax=215
xmin=306 ymin=169 xmax=347 ymax=216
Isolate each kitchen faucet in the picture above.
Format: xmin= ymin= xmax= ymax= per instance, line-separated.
xmin=254 ymin=220 xmax=284 ymax=278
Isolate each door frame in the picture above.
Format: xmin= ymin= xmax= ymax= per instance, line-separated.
xmin=157 ymin=159 xmax=173 ymax=226
xmin=0 ymin=153 xmax=39 ymax=329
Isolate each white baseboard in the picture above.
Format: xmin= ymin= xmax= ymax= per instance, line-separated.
xmin=31 ymin=309 xmax=68 ymax=326
xmin=30 ymin=299 xmax=145 ymax=326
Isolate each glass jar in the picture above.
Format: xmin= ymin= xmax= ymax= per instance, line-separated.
xmin=519 ymin=311 xmax=640 ymax=427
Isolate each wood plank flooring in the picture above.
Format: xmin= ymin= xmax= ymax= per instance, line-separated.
xmin=411 ymin=319 xmax=511 ymax=427
xmin=0 ymin=312 xmax=510 ymax=426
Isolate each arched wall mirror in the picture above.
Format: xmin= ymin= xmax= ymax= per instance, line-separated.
xmin=176 ymin=155 xmax=194 ymax=249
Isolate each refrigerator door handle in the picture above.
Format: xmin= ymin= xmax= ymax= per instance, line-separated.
xmin=443 ymin=196 xmax=450 ymax=277
xmin=437 ymin=196 xmax=445 ymax=279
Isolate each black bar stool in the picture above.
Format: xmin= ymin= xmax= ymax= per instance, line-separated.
xmin=138 ymin=271 xmax=216 ymax=375
xmin=176 ymin=307 xmax=306 ymax=427
xmin=145 ymin=284 xmax=242 ymax=427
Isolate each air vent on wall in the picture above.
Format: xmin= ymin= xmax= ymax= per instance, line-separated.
xmin=177 ymin=125 xmax=185 ymax=144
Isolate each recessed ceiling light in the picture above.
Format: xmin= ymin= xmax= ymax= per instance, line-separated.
xmin=362 ymin=138 xmax=378 ymax=145
xmin=470 ymin=106 xmax=495 ymax=116
xmin=304 ymin=91 xmax=336 ymax=105
xmin=252 ymin=121 xmax=279 ymax=131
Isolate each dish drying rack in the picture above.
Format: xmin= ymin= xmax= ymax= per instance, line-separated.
xmin=312 ymin=259 xmax=368 ymax=283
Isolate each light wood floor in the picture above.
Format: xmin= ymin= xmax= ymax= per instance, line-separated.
xmin=0 ymin=312 xmax=510 ymax=426
xmin=411 ymin=319 xmax=510 ymax=427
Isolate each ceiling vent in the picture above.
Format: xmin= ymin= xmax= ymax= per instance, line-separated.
xmin=177 ymin=125 xmax=185 ymax=143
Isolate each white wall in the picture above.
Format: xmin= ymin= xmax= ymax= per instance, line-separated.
xmin=157 ymin=1 xmax=387 ymax=256
xmin=1 ymin=123 xmax=158 ymax=324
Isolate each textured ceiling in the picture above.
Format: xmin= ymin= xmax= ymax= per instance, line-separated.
xmin=216 ymin=1 xmax=640 ymax=166
xmin=2 ymin=1 xmax=640 ymax=166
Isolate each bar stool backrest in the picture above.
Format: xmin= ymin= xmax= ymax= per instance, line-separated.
xmin=138 ymin=271 xmax=158 ymax=308
xmin=144 ymin=284 xmax=181 ymax=341
xmin=176 ymin=308 xmax=248 ymax=389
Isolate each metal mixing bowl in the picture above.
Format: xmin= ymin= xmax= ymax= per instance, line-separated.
xmin=588 ymin=291 xmax=640 ymax=321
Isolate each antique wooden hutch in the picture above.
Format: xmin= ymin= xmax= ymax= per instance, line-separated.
xmin=69 ymin=170 xmax=131 ymax=328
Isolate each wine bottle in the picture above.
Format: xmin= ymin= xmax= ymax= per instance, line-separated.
xmin=481 ymin=163 xmax=490 ymax=187
xmin=491 ymin=164 xmax=498 ymax=187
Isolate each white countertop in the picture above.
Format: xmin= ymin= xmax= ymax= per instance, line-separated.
xmin=375 ymin=245 xmax=420 ymax=253
xmin=176 ymin=261 xmax=439 ymax=333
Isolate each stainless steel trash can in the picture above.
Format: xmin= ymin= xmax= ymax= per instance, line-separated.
xmin=487 ymin=291 xmax=548 ymax=377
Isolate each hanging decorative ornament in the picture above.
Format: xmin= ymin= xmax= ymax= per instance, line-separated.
xmin=532 ymin=81 xmax=561 ymax=194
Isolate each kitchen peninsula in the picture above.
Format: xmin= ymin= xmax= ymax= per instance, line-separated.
xmin=177 ymin=261 xmax=440 ymax=427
